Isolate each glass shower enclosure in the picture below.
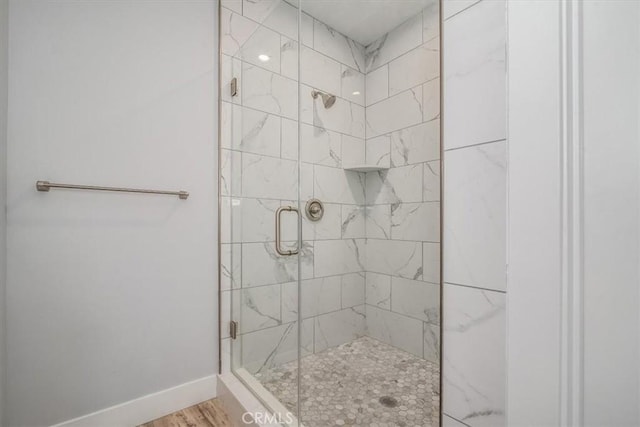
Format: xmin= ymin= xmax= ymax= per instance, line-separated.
xmin=220 ymin=0 xmax=441 ymax=425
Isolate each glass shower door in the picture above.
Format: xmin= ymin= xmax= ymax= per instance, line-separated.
xmin=219 ymin=0 xmax=302 ymax=422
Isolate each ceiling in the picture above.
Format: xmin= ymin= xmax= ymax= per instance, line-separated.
xmin=299 ymin=0 xmax=434 ymax=46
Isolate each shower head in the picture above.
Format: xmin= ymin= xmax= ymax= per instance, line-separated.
xmin=311 ymin=90 xmax=337 ymax=109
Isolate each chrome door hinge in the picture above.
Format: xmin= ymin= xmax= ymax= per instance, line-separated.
xmin=230 ymin=320 xmax=238 ymax=340
xmin=230 ymin=77 xmax=238 ymax=97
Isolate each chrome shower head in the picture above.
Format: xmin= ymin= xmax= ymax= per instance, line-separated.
xmin=311 ymin=90 xmax=337 ymax=109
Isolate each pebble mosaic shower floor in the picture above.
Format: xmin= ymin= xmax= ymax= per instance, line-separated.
xmin=254 ymin=336 xmax=440 ymax=427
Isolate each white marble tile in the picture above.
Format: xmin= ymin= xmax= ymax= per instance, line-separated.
xmin=300 ymin=123 xmax=341 ymax=167
xmin=314 ymin=239 xmax=365 ymax=277
xmin=388 ymin=38 xmax=439 ymax=96
xmin=314 ymin=306 xmax=366 ymax=352
xmin=242 ymin=152 xmax=297 ymax=200
xmin=442 ymin=0 xmax=481 ymax=20
xmin=365 ymin=65 xmax=389 ymax=107
xmin=220 ymin=149 xmax=241 ymax=197
xmin=239 ymin=198 xmax=278 ymax=242
xmin=366 ymin=86 xmax=424 ymax=138
xmin=391 ymin=277 xmax=440 ymax=324
xmin=301 ymin=161 xmax=314 ymax=201
xmin=239 ymin=25 xmax=281 ymax=73
xmin=365 ymin=272 xmax=391 ymax=309
xmin=241 ymin=0 xmax=298 ymax=41
xmin=301 ymin=84 xmax=365 ymax=138
xmin=308 ymin=202 xmax=342 ymax=240
xmin=423 ymin=241 xmax=441 ymax=284
xmin=341 ymin=272 xmax=365 ymax=308
xmin=443 ymin=0 xmax=506 ymax=149
xmin=365 ymin=134 xmax=391 ymax=168
xmin=313 ymin=20 xmax=366 ymax=72
xmin=423 ymin=322 xmax=440 ymax=364
xmin=221 ymin=8 xmax=258 ymax=57
xmin=220 ymin=197 xmax=242 ymax=243
xmin=242 ymin=240 xmax=313 ymax=287
xmin=222 ymin=0 xmax=242 ymax=14
xmin=242 ymin=63 xmax=298 ymax=120
xmin=444 ymin=141 xmax=506 ymax=291
xmin=221 ymin=55 xmax=242 ymax=104
xmin=280 ymin=37 xmax=298 ymax=80
xmin=424 ymin=160 xmax=441 ymax=202
xmin=341 ymin=205 xmax=366 ymax=239
xmin=390 ymin=120 xmax=440 ymax=167
xmin=367 ymin=239 xmax=423 ymax=280
xmin=391 ymin=202 xmax=440 ymax=242
xmin=243 ymin=320 xmax=313 ymax=375
xmin=279 ymin=200 xmax=301 ymax=242
xmin=423 ymin=0 xmax=440 ymax=42
xmin=281 ymin=117 xmax=298 ymax=160
xmin=301 ymin=12 xmax=314 ymax=48
xmin=366 ymin=164 xmax=423 ymax=206
xmin=221 ymin=290 xmax=231 ymax=339
xmin=443 ymin=284 xmax=506 ymax=426
xmin=237 ymin=284 xmax=281 ymax=333
xmin=252 ymin=0 xmax=299 ymax=41
xmin=280 ymin=281 xmax=298 ymax=323
xmin=314 ymin=164 xmax=365 ymax=205
xmin=443 ymin=414 xmax=469 ymax=427
xmin=223 ymin=105 xmax=282 ymax=158
xmin=301 ymin=276 xmax=342 ymax=318
xmin=242 ymin=0 xmax=279 ymax=24
xmin=341 ymin=135 xmax=365 ymax=167
xmin=423 ymin=77 xmax=441 ymax=122
xmin=301 ymin=46 xmax=342 ymax=95
xmin=366 ymin=204 xmax=391 ymax=239
xmin=341 ymin=65 xmax=365 ymax=106
xmin=365 ymin=13 xmax=423 ymax=72
xmin=365 ymin=305 xmax=423 ymax=357
xmin=221 ymin=243 xmax=242 ymax=290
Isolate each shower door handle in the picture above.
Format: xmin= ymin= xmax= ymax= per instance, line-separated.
xmin=275 ymin=206 xmax=299 ymax=256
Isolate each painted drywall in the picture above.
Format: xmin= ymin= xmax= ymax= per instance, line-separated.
xmin=583 ymin=1 xmax=640 ymax=424
xmin=0 ymin=0 xmax=8 ymax=424
xmin=6 ymin=1 xmax=217 ymax=425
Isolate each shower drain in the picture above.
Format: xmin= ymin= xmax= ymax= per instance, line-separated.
xmin=379 ymin=396 xmax=399 ymax=408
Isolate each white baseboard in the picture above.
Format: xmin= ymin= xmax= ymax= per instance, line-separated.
xmin=51 ymin=375 xmax=218 ymax=427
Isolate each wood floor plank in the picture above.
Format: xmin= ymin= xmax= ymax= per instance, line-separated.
xmin=138 ymin=398 xmax=233 ymax=427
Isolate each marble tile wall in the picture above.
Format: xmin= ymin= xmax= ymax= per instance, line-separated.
xmin=442 ymin=0 xmax=507 ymax=425
xmin=220 ymin=0 xmax=368 ymax=377
xmin=220 ymin=0 xmax=444 ymax=382
xmin=362 ymin=0 xmax=441 ymax=364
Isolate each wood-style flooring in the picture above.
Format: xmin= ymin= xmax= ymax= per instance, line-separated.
xmin=138 ymin=399 xmax=233 ymax=427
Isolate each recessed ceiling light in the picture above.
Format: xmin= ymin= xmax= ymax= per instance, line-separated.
xmin=258 ymin=54 xmax=270 ymax=62
xmin=352 ymin=91 xmax=361 ymax=95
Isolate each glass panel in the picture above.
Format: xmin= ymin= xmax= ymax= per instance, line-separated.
xmin=220 ymin=0 xmax=442 ymax=425
xmin=296 ymin=1 xmax=442 ymax=425
xmin=582 ymin=1 xmax=640 ymax=425
xmin=219 ymin=0 xmax=301 ymax=423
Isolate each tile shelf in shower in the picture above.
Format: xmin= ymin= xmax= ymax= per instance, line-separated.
xmin=343 ymin=164 xmax=389 ymax=173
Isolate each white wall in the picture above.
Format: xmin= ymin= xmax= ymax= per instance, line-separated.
xmin=507 ymin=1 xmax=640 ymax=425
xmin=583 ymin=1 xmax=640 ymax=425
xmin=6 ymin=1 xmax=217 ymax=425
xmin=0 ymin=0 xmax=8 ymax=424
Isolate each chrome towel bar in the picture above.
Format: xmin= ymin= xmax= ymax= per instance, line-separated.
xmin=36 ymin=180 xmax=189 ymax=200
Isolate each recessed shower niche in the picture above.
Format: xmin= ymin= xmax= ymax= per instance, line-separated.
xmin=219 ymin=0 xmax=441 ymax=424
